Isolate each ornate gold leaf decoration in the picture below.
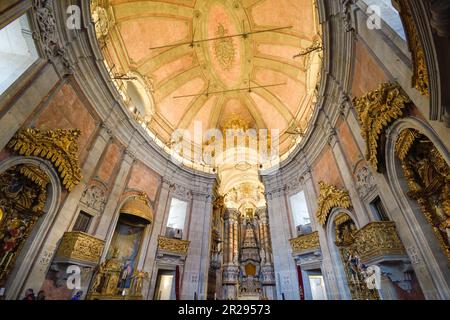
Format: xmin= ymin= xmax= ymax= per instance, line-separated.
xmin=353 ymin=82 xmax=411 ymax=171
xmin=394 ymin=128 xmax=421 ymax=161
xmin=19 ymin=165 xmax=49 ymax=190
xmin=289 ymin=231 xmax=320 ymax=254
xmin=316 ymin=182 xmax=352 ymax=226
xmin=8 ymin=128 xmax=82 ymax=191
xmin=395 ymin=128 xmax=450 ymax=261
xmin=157 ymin=236 xmax=190 ymax=255
xmin=353 ymin=221 xmax=406 ymax=262
xmin=0 ymin=164 xmax=49 ymax=284
xmin=55 ymin=231 xmax=105 ymax=265
xmin=397 ymin=0 xmax=429 ymax=96
xmin=120 ymin=192 xmax=154 ymax=224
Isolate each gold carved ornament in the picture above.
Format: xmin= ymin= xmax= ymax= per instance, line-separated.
xmin=7 ymin=128 xmax=82 ymax=192
xmin=289 ymin=231 xmax=320 ymax=254
xmin=316 ymin=181 xmax=352 ymax=226
xmin=396 ymin=0 xmax=429 ymax=96
xmin=353 ymin=221 xmax=406 ymax=261
xmin=120 ymin=192 xmax=154 ymax=225
xmin=395 ymin=128 xmax=450 ymax=261
xmin=55 ymin=231 xmax=105 ymax=264
xmin=157 ymin=236 xmax=190 ymax=255
xmin=353 ymin=82 xmax=411 ymax=172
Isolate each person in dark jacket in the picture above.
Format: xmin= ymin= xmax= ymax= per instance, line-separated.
xmin=22 ymin=289 xmax=35 ymax=300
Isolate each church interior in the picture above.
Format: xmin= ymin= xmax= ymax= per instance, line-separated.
xmin=0 ymin=0 xmax=449 ymax=300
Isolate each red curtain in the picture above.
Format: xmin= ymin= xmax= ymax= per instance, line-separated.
xmin=175 ymin=266 xmax=180 ymax=300
xmin=296 ymin=265 xmax=305 ymax=300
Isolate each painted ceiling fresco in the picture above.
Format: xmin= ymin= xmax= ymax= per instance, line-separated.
xmin=92 ymin=0 xmax=322 ymax=161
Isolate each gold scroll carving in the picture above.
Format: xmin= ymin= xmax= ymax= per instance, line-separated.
xmin=8 ymin=128 xmax=82 ymax=191
xmin=55 ymin=231 xmax=105 ymax=265
xmin=353 ymin=82 xmax=411 ymax=171
xmin=289 ymin=231 xmax=320 ymax=254
xmin=395 ymin=128 xmax=450 ymax=261
xmin=396 ymin=0 xmax=429 ymax=96
xmin=353 ymin=221 xmax=406 ymax=262
xmin=316 ymin=182 xmax=352 ymax=226
xmin=157 ymin=236 xmax=190 ymax=255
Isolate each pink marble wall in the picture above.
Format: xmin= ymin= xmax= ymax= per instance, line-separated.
xmin=312 ymin=146 xmax=344 ymax=193
xmin=33 ymin=83 xmax=97 ymax=160
xmin=96 ymin=142 xmax=122 ymax=184
xmin=127 ymin=161 xmax=161 ymax=202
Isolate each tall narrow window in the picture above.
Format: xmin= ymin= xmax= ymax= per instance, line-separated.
xmin=0 ymin=13 xmax=39 ymax=95
xmin=363 ymin=0 xmax=406 ymax=40
xmin=72 ymin=211 xmax=93 ymax=233
xmin=290 ymin=191 xmax=312 ymax=235
xmin=370 ymin=196 xmax=389 ymax=221
xmin=166 ymin=198 xmax=188 ymax=238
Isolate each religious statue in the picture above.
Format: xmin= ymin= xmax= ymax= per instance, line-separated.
xmin=89 ymin=262 xmax=106 ymax=293
xmin=131 ymin=270 xmax=149 ymax=296
xmin=119 ymin=260 xmax=133 ymax=289
xmin=259 ymin=247 xmax=266 ymax=265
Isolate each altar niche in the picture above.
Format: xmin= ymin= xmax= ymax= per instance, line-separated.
xmin=395 ymin=129 xmax=450 ymax=262
xmin=0 ymin=164 xmax=50 ymax=289
xmin=87 ymin=194 xmax=153 ymax=299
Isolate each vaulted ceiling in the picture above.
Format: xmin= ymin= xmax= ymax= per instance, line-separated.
xmin=93 ymin=0 xmax=322 ymax=158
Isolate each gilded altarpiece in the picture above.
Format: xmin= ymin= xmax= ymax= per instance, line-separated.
xmin=0 ymin=165 xmax=49 ymax=287
xmin=395 ymin=129 xmax=450 ymax=261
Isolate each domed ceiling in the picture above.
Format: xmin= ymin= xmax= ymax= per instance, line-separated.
xmin=91 ymin=0 xmax=322 ymax=168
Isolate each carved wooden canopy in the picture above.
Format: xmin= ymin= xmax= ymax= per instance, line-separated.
xmin=7 ymin=128 xmax=82 ymax=191
xmin=352 ymin=82 xmax=411 ymax=172
xmin=316 ymin=181 xmax=352 ymax=226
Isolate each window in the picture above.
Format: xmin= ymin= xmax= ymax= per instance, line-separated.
xmin=73 ymin=211 xmax=93 ymax=233
xmin=290 ymin=191 xmax=311 ymax=233
xmin=363 ymin=0 xmax=406 ymax=40
xmin=0 ymin=13 xmax=39 ymax=95
xmin=166 ymin=198 xmax=188 ymax=231
xmin=370 ymin=196 xmax=389 ymax=221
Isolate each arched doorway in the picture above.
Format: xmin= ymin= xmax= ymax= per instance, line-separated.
xmin=385 ymin=118 xmax=450 ymax=299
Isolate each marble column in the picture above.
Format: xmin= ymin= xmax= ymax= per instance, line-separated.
xmin=221 ymin=209 xmax=239 ymax=299
xmin=265 ymin=187 xmax=300 ymax=300
xmin=145 ymin=179 xmax=171 ymax=299
xmin=327 ymin=127 xmax=371 ymax=226
xmin=181 ymin=192 xmax=213 ymax=300
xmin=95 ymin=150 xmax=135 ymax=244
xmin=257 ymin=207 xmax=276 ymax=299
